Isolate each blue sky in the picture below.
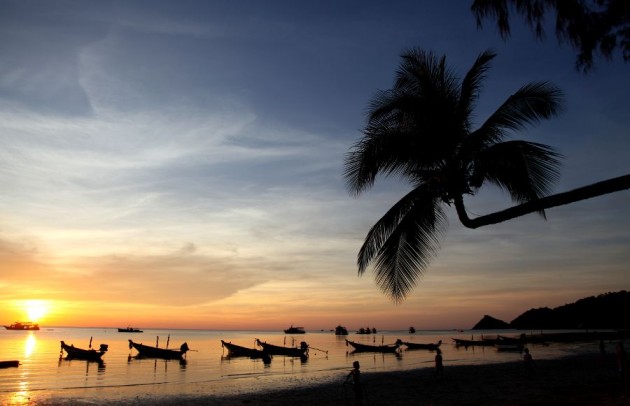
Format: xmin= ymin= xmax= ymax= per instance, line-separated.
xmin=1 ymin=0 xmax=628 ymax=330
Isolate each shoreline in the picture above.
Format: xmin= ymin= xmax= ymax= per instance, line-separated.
xmin=35 ymin=352 xmax=629 ymax=405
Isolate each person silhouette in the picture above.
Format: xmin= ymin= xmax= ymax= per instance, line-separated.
xmin=434 ymin=348 xmax=444 ymax=379
xmin=523 ymin=347 xmax=536 ymax=374
xmin=616 ymin=342 xmax=627 ymax=374
xmin=345 ymin=360 xmax=362 ymax=405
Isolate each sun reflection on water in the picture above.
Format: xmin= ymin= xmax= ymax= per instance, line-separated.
xmin=9 ymin=378 xmax=32 ymax=405
xmin=24 ymin=333 xmax=36 ymax=358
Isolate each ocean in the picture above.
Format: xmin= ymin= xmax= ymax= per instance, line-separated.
xmin=0 ymin=327 xmax=603 ymax=404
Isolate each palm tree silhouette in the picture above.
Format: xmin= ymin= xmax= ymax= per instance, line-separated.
xmin=344 ymin=49 xmax=630 ymax=302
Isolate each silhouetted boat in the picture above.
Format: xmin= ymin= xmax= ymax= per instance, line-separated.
xmin=452 ymin=338 xmax=494 ymax=347
xmin=128 ymin=339 xmax=189 ymax=359
xmin=401 ymin=339 xmax=442 ymax=350
xmin=221 ymin=340 xmax=272 ymax=363
xmin=118 ymin=326 xmax=143 ymax=333
xmin=4 ymin=321 xmax=39 ymax=331
xmin=345 ymin=339 xmax=400 ymax=353
xmin=255 ymin=339 xmax=309 ymax=358
xmin=335 ymin=325 xmax=349 ymax=335
xmin=0 ymin=360 xmax=19 ymax=368
xmin=494 ymin=334 xmax=526 ymax=343
xmin=409 ymin=327 xmax=416 ymax=334
xmin=60 ymin=340 xmax=108 ymax=361
xmin=283 ymin=325 xmax=306 ymax=334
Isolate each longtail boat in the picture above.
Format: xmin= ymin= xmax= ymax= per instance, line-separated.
xmin=345 ymin=339 xmax=400 ymax=353
xmin=60 ymin=340 xmax=108 ymax=361
xmin=452 ymin=337 xmax=495 ymax=347
xmin=0 ymin=360 xmax=19 ymax=368
xmin=255 ymin=339 xmax=309 ymax=358
xmin=221 ymin=340 xmax=272 ymax=363
xmin=128 ymin=339 xmax=189 ymax=359
xmin=401 ymin=339 xmax=442 ymax=350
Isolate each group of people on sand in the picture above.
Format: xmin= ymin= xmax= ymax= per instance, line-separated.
xmin=342 ymin=340 xmax=627 ymax=405
xmin=342 ymin=345 xmax=537 ymax=404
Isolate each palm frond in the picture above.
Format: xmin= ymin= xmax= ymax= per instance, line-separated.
xmin=357 ymin=186 xmax=447 ymax=302
xmin=471 ymin=141 xmax=563 ymax=213
xmin=469 ymin=81 xmax=563 ymax=148
xmin=393 ymin=49 xmax=461 ymax=114
xmin=457 ymin=50 xmax=496 ymax=125
xmin=344 ymin=124 xmax=422 ymax=195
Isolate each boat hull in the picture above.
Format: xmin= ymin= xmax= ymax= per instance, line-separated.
xmin=129 ymin=340 xmax=188 ymax=359
xmin=402 ymin=340 xmax=441 ymax=350
xmin=221 ymin=340 xmax=272 ymax=362
xmin=0 ymin=360 xmax=19 ymax=368
xmin=452 ymin=338 xmax=495 ymax=347
xmin=255 ymin=339 xmax=308 ymax=358
xmin=60 ymin=341 xmax=107 ymax=361
xmin=346 ymin=340 xmax=399 ymax=353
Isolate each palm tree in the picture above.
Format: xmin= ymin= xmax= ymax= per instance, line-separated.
xmin=344 ymin=49 xmax=630 ymax=303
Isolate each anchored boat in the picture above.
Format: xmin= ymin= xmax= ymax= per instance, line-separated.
xmin=60 ymin=339 xmax=108 ymax=361
xmin=4 ymin=321 xmax=39 ymax=331
xmin=128 ymin=339 xmax=189 ymax=360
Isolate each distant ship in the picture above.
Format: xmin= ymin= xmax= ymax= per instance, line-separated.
xmin=117 ymin=326 xmax=143 ymax=333
xmin=283 ymin=325 xmax=306 ymax=334
xmin=4 ymin=321 xmax=40 ymax=331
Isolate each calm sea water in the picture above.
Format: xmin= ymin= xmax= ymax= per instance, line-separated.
xmin=0 ymin=327 xmax=603 ymax=404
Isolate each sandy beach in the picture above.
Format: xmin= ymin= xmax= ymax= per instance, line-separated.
xmin=33 ymin=351 xmax=629 ymax=406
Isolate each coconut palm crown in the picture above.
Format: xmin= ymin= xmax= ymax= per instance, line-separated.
xmin=344 ymin=49 xmax=564 ymax=302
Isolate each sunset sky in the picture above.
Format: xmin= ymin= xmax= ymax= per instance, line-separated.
xmin=1 ymin=1 xmax=628 ymax=331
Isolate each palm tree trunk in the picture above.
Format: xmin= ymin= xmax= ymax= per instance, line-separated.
xmin=455 ymin=174 xmax=630 ymax=229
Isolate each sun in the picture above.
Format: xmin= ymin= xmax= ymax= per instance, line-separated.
xmin=24 ymin=300 xmax=49 ymax=322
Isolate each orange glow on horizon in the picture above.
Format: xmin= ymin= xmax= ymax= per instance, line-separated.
xmin=27 ymin=300 xmax=48 ymax=322
xmin=10 ymin=300 xmax=52 ymax=324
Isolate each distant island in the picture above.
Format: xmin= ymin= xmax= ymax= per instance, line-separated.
xmin=472 ymin=290 xmax=630 ymax=330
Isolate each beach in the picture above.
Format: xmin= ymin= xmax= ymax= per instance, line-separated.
xmin=34 ymin=351 xmax=629 ymax=405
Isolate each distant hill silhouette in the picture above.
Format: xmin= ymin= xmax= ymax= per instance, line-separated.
xmin=472 ymin=315 xmax=511 ymax=329
xmin=472 ymin=291 xmax=630 ymax=330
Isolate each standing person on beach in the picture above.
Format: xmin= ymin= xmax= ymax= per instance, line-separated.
xmin=434 ymin=348 xmax=444 ymax=379
xmin=344 ymin=360 xmax=363 ymax=405
xmin=523 ymin=348 xmax=536 ymax=374
xmin=616 ymin=342 xmax=627 ymax=374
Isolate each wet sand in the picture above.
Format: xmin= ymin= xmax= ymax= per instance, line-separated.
xmin=32 ymin=352 xmax=629 ymax=405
